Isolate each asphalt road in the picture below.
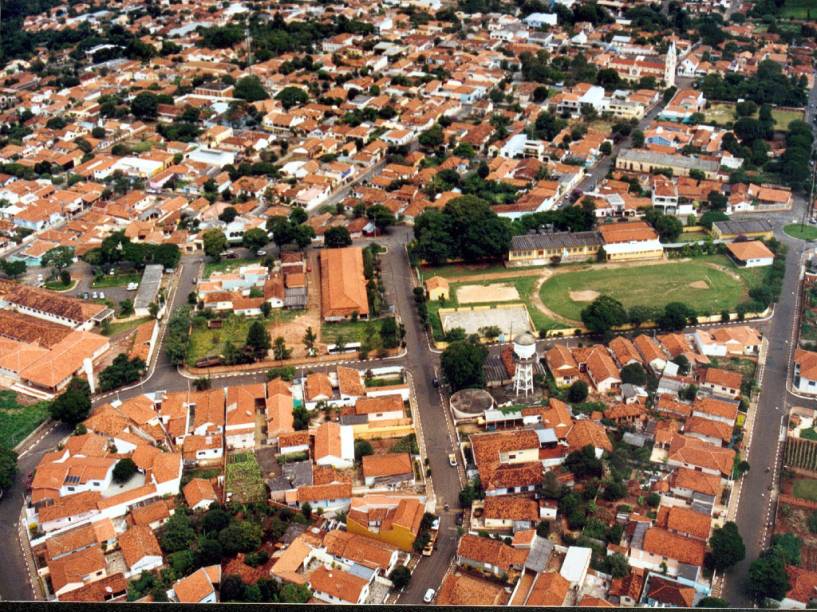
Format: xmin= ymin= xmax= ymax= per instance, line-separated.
xmin=721 ymin=75 xmax=817 ymax=606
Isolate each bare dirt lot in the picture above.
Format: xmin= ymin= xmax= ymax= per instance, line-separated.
xmin=457 ymin=283 xmax=520 ymax=304
xmin=568 ymin=290 xmax=599 ymax=302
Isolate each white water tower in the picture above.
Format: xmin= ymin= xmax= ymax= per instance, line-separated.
xmin=513 ymin=331 xmax=537 ymax=397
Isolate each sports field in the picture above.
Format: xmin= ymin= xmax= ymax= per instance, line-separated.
xmin=539 ymin=258 xmax=751 ymax=322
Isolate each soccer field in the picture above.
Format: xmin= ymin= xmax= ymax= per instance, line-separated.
xmin=539 ymin=258 xmax=752 ymax=322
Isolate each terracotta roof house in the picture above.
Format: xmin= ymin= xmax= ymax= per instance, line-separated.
xmin=314 ymin=421 xmax=355 ymax=470
xmin=525 ymin=571 xmax=571 ymax=606
xmin=456 ymin=533 xmax=528 ymax=580
xmin=319 ymin=247 xmax=369 ymax=321
xmin=172 ymin=566 xmax=219 ymax=604
xmin=783 ymin=566 xmax=817 ymax=608
xmin=436 ymin=572 xmax=508 ymax=606
xmin=346 ymin=495 xmax=424 ymax=552
xmin=545 ymin=344 xmax=580 ymax=387
xmin=118 ymin=525 xmax=163 ymax=576
xmin=183 ymin=478 xmax=217 ymax=510
xmin=666 ymin=434 xmax=735 ymax=479
xmin=566 ymin=420 xmax=613 ymax=457
xmin=361 ymin=453 xmax=414 ymax=487
xmin=644 ymin=575 xmax=696 ymax=607
xmin=700 ymin=367 xmax=742 ymax=398
xmin=309 ymin=565 xmax=370 ymax=605
xmin=632 ymin=527 xmax=706 ymax=574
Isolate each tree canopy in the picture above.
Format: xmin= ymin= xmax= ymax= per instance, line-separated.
xmin=441 ymin=338 xmax=488 ymax=391
xmin=413 ymin=195 xmax=511 ymax=265
xmin=49 ymin=377 xmax=92 ymax=426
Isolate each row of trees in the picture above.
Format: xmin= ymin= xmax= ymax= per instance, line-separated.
xmin=83 ymin=232 xmax=180 ymax=271
xmin=580 ymin=295 xmax=699 ymax=335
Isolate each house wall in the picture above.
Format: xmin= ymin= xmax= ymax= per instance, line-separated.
xmin=347 ymin=517 xmax=416 ymax=552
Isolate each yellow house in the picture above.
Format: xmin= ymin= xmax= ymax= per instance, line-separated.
xmin=346 ymin=496 xmax=424 ymax=552
xmin=425 ymin=276 xmax=449 ymax=301
xmin=508 ymin=231 xmax=602 ymax=267
xmin=711 ymin=219 xmax=774 ymax=241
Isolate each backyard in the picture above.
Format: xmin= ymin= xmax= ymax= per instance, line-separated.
xmin=538 ymin=256 xmax=754 ymax=322
xmin=793 ymin=478 xmax=817 ymax=503
xmin=0 ymin=391 xmax=50 ymax=449
xmin=225 ymin=452 xmax=266 ymax=503
xmin=704 ymin=102 xmax=804 ymax=128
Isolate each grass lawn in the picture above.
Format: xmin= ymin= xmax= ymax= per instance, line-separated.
xmin=704 ymin=102 xmax=804 ymax=129
xmin=801 ymin=428 xmax=817 ymax=441
xmin=785 ymin=224 xmax=817 ymax=241
xmin=676 ymin=232 xmax=709 ymax=243
xmin=321 ymin=319 xmax=384 ymax=348
xmin=794 ymin=478 xmax=817 ymax=502
xmin=419 ymin=262 xmax=540 ymax=281
xmin=539 ymin=256 xmax=752 ymax=322
xmin=0 ymin=391 xmax=50 ymax=449
xmin=92 ymin=272 xmax=141 ymax=288
xmin=44 ymin=279 xmax=77 ymax=291
xmin=188 ymin=315 xmax=253 ymax=363
xmin=203 ymin=258 xmax=261 ymax=278
xmin=105 ymin=316 xmax=152 ymax=337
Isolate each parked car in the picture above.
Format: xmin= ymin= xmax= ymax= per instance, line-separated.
xmin=81 ymin=292 xmax=89 ymax=300
xmin=91 ymin=291 xmax=98 ymax=299
xmin=448 ymin=453 xmax=457 ymax=467
xmin=455 ymin=512 xmax=464 ymax=526
xmin=423 ymin=589 xmax=435 ymax=604
xmin=98 ymin=291 xmax=105 ymax=299
xmin=126 ymin=282 xmax=138 ymax=291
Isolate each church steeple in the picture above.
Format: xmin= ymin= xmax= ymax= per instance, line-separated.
xmin=664 ymin=40 xmax=677 ymax=89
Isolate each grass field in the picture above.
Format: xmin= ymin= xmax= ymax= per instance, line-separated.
xmin=538 ymin=256 xmax=752 ymax=321
xmin=188 ymin=315 xmax=253 ymax=363
xmin=794 ymin=478 xmax=817 ymax=502
xmin=780 ymin=0 xmax=817 ymax=18
xmin=704 ymin=102 xmax=804 ymax=129
xmin=0 ymin=391 xmax=50 ymax=449
xmin=92 ymin=273 xmax=141 ymax=288
xmin=203 ymin=258 xmax=261 ymax=278
xmin=321 ymin=319 xmax=384 ymax=348
xmin=785 ymin=224 xmax=817 ymax=240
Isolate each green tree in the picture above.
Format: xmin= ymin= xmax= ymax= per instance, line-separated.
xmin=242 ymin=227 xmax=268 ymax=253
xmin=772 ymin=532 xmax=802 ymax=566
xmin=202 ymin=228 xmax=227 ymax=260
xmin=657 ymin=302 xmax=696 ymax=331
xmin=620 ymin=363 xmax=647 ymax=386
xmin=672 ymin=354 xmax=690 ymax=375
xmin=130 ymin=92 xmax=159 ymax=119
xmin=324 ymin=226 xmax=352 ymax=248
xmin=747 ymin=550 xmax=790 ymax=603
xmin=367 ymin=204 xmax=396 ymax=232
xmin=112 ymin=458 xmax=138 ymax=483
xmin=49 ymin=377 xmax=92 ymax=426
xmin=119 ymin=299 xmax=134 ymax=316
xmin=159 ymin=511 xmax=197 ymax=553
xmin=272 ymin=336 xmax=291 ymax=361
xmin=606 ymin=553 xmax=630 ymax=578
xmin=380 ymin=317 xmax=400 ymax=349
xmin=567 ymin=380 xmax=588 ymax=403
xmin=707 ymin=521 xmax=745 ymax=572
xmin=219 ymin=521 xmax=262 ymax=555
xmin=219 ymin=207 xmax=238 ymax=223
xmin=164 ymin=306 xmax=191 ymax=366
xmin=275 ymin=86 xmax=309 ymax=109
xmin=42 ymin=245 xmax=75 ymax=277
xmin=0 ymin=447 xmax=17 ymax=492
xmin=234 ymin=75 xmax=269 ymax=102
xmin=301 ymin=502 xmax=312 ymax=520
xmin=0 ymin=259 xmax=26 ymax=278
xmin=293 ymin=405 xmax=310 ymax=430
xmin=303 ymin=326 xmax=317 ymax=353
xmin=389 ymin=565 xmax=412 ymax=590
xmin=279 ymin=583 xmax=311 ymax=603
xmin=246 ymin=320 xmax=271 ymax=359
xmin=354 ymin=439 xmax=374 ymax=460
xmin=418 ymin=123 xmax=444 ymax=149
xmin=565 ymin=445 xmax=604 ymax=479
xmin=581 ymin=295 xmax=628 ymax=334
xmin=697 ymin=597 xmax=728 ymax=608
xmin=441 ymin=339 xmax=488 ymax=391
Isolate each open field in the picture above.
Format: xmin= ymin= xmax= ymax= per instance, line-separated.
xmin=203 ymin=257 xmax=261 ymax=278
xmin=441 ymin=304 xmax=532 ymax=337
xmin=785 ymin=224 xmax=817 ymax=241
xmin=0 ymin=391 xmax=50 ymax=449
xmin=539 ymin=256 xmax=752 ymax=322
xmin=188 ymin=315 xmax=253 ymax=363
xmin=794 ymin=478 xmax=817 ymax=502
xmin=704 ymin=102 xmax=804 ymax=129
xmin=321 ymin=319 xmax=384 ymax=349
xmin=419 ymin=263 xmax=540 ymax=281
xmin=457 ymin=283 xmax=520 ymax=304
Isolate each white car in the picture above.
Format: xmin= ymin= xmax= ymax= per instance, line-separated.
xmin=423 ymin=589 xmax=435 ymax=604
xmin=126 ymin=282 xmax=138 ymax=291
